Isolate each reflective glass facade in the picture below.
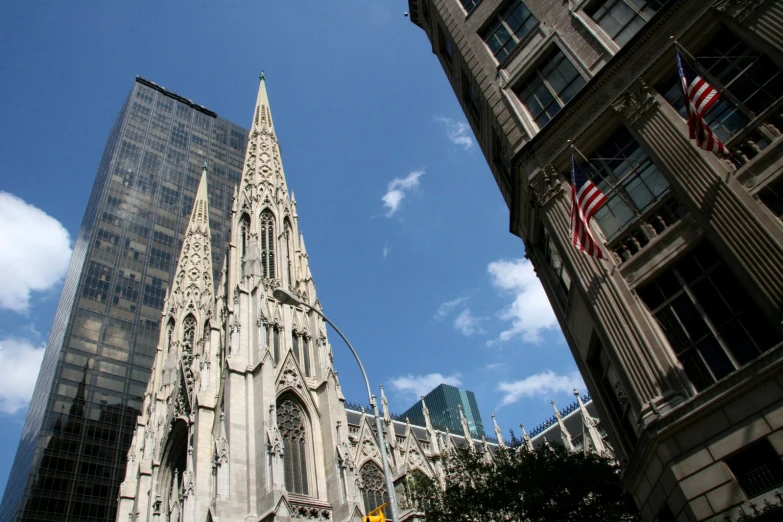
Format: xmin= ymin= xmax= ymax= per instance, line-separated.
xmin=401 ymin=384 xmax=485 ymax=437
xmin=0 ymin=77 xmax=247 ymax=521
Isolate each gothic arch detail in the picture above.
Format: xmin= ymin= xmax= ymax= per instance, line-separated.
xmin=360 ymin=463 xmax=388 ymax=513
xmin=277 ymin=395 xmax=310 ymax=495
xmin=260 ymin=210 xmax=275 ymax=279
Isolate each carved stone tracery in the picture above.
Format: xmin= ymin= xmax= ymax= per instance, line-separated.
xmin=611 ymin=79 xmax=657 ymax=123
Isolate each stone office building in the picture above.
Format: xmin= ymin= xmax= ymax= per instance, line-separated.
xmin=406 ymin=0 xmax=783 ymax=520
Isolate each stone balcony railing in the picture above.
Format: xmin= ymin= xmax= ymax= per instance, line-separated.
xmin=726 ymin=97 xmax=783 ymax=167
xmin=607 ymin=196 xmax=686 ymax=264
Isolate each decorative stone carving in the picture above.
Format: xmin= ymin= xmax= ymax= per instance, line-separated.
xmin=529 ymin=163 xmax=564 ymax=208
xmin=611 ymin=79 xmax=657 ymax=123
xmin=713 ymin=0 xmax=766 ymax=21
xmin=361 ymin=439 xmax=378 ymax=458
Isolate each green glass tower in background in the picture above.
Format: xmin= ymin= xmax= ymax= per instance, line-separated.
xmin=0 ymin=77 xmax=248 ymax=521
xmin=402 ymin=383 xmax=486 ymax=438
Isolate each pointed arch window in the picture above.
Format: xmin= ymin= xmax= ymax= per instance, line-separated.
xmin=277 ymin=396 xmax=309 ymax=495
xmin=183 ymin=315 xmax=196 ymax=354
xmin=270 ymin=325 xmax=281 ymax=364
xmin=285 ymin=220 xmax=294 ymax=288
xmin=360 ymin=463 xmax=388 ymax=513
xmin=260 ymin=211 xmax=275 ymax=279
xmin=239 ymin=214 xmax=250 ymax=263
xmin=302 ymin=336 xmax=311 ymax=377
xmin=292 ymin=331 xmax=300 ymax=366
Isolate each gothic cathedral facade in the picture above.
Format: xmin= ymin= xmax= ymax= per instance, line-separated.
xmin=114 ymin=77 xmax=464 ymax=522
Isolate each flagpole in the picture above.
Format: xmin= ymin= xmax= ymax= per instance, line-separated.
xmin=670 ymin=37 xmax=755 ymax=120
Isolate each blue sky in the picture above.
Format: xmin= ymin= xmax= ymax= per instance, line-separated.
xmin=0 ymin=0 xmax=584 ymax=494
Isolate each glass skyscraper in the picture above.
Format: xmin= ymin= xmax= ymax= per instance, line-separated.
xmin=0 ymin=77 xmax=247 ymax=521
xmin=401 ymin=383 xmax=485 ymax=438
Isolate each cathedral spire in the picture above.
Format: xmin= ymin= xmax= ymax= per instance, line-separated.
xmin=458 ymin=404 xmax=474 ymax=449
xmin=253 ymin=73 xmax=275 ymax=134
xmin=520 ymin=423 xmax=534 ymax=452
xmin=169 ymin=163 xmax=214 ymax=316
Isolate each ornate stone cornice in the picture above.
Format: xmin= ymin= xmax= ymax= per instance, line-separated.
xmin=611 ymin=79 xmax=657 ymax=124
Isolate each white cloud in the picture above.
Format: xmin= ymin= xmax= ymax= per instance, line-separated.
xmin=434 ymin=296 xmax=468 ymax=320
xmin=497 ymin=370 xmax=585 ymax=407
xmin=382 ymin=245 xmax=391 ymax=259
xmin=381 ymin=170 xmax=424 ymax=217
xmin=487 ymin=258 xmax=557 ymax=344
xmin=483 ymin=362 xmax=508 ymax=372
xmin=454 ymin=308 xmax=484 ymax=336
xmin=0 ymin=192 xmax=72 ymax=313
xmin=436 ymin=117 xmax=474 ymax=150
xmin=389 ymin=372 xmax=463 ymax=399
xmin=0 ymin=338 xmax=45 ymax=414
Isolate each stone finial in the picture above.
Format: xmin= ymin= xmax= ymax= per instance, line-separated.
xmin=576 ymin=390 xmax=606 ymax=456
xmin=520 ymin=423 xmax=534 ymax=452
xmin=491 ymin=413 xmax=506 ymax=448
xmin=552 ymin=399 xmax=575 ymax=452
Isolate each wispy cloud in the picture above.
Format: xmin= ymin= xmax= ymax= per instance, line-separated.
xmin=381 ymin=170 xmax=424 ymax=217
xmin=389 ymin=372 xmax=462 ymax=399
xmin=0 ymin=337 xmax=45 ymax=414
xmin=434 ymin=296 xmax=469 ymax=320
xmin=0 ymin=192 xmax=72 ymax=313
xmin=382 ymin=244 xmax=391 ymax=259
xmin=483 ymin=362 xmax=508 ymax=372
xmin=496 ymin=370 xmax=585 ymax=408
xmin=486 ymin=258 xmax=557 ymax=345
xmin=454 ymin=308 xmax=484 ymax=336
xmin=436 ymin=117 xmax=474 ymax=150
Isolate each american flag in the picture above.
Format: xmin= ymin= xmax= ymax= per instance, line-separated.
xmin=570 ymin=155 xmax=608 ymax=259
xmin=676 ymin=51 xmax=728 ymax=154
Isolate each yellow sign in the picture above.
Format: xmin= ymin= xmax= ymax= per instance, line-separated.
xmin=362 ymin=502 xmax=389 ymax=522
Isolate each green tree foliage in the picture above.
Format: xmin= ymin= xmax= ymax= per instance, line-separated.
xmin=409 ymin=443 xmax=640 ymax=522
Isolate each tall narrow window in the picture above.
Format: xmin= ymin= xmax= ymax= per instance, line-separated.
xmin=438 ymin=25 xmax=453 ymax=68
xmin=584 ymin=126 xmax=674 ymax=240
xmin=586 ymin=0 xmax=667 ymax=47
xmin=360 ymin=463 xmax=389 ymax=513
xmin=239 ymin=214 xmax=250 ymax=262
xmin=462 ymin=71 xmax=480 ymax=123
xmin=460 ymin=0 xmax=480 ymax=13
xmin=638 ymin=242 xmax=781 ymax=391
xmin=292 ymin=332 xmax=300 ymax=366
xmin=285 ymin=222 xmax=294 ymax=288
xmin=661 ymin=28 xmax=783 ymax=142
xmin=514 ymin=47 xmax=586 ymax=129
xmin=481 ymin=0 xmax=538 ymax=61
xmin=273 ymin=326 xmax=280 ymax=364
xmin=182 ymin=316 xmax=196 ymax=354
xmin=302 ymin=337 xmax=311 ymax=377
xmin=261 ymin=211 xmax=275 ymax=279
xmin=587 ymin=338 xmax=637 ymax=447
xmin=278 ymin=397 xmax=309 ymax=495
xmin=541 ymin=226 xmax=571 ymax=306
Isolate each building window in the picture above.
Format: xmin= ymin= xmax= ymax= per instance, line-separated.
xmin=273 ymin=326 xmax=281 ymax=364
xmin=360 ymin=463 xmax=389 ymax=513
xmin=438 ymin=25 xmax=453 ymax=68
xmin=585 ymin=0 xmax=666 ymax=47
xmin=758 ymin=176 xmax=783 ymax=221
xmin=277 ymin=397 xmax=309 ymax=495
xmin=292 ymin=332 xmax=300 ymax=367
xmin=240 ymin=214 xmax=250 ymax=262
xmin=302 ymin=336 xmax=311 ymax=377
xmin=661 ymin=28 xmax=783 ymax=142
xmin=460 ymin=0 xmax=481 ymax=13
xmin=584 ymin=126 xmax=671 ymax=240
xmin=638 ymin=242 xmax=781 ymax=391
xmin=261 ymin=211 xmax=275 ymax=279
xmin=587 ymin=338 xmax=638 ymax=447
xmin=491 ymin=129 xmax=513 ymax=189
xmin=481 ymin=0 xmax=538 ymax=62
xmin=514 ymin=47 xmax=586 ymax=129
xmin=725 ymin=439 xmax=783 ymax=498
xmin=541 ymin=226 xmax=571 ymax=305
xmin=462 ymin=70 xmax=480 ymax=123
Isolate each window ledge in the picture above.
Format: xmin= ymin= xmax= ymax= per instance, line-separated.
xmin=495 ymin=21 xmax=543 ymax=71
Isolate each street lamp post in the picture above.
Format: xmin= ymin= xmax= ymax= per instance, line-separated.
xmin=273 ymin=288 xmax=400 ymax=522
